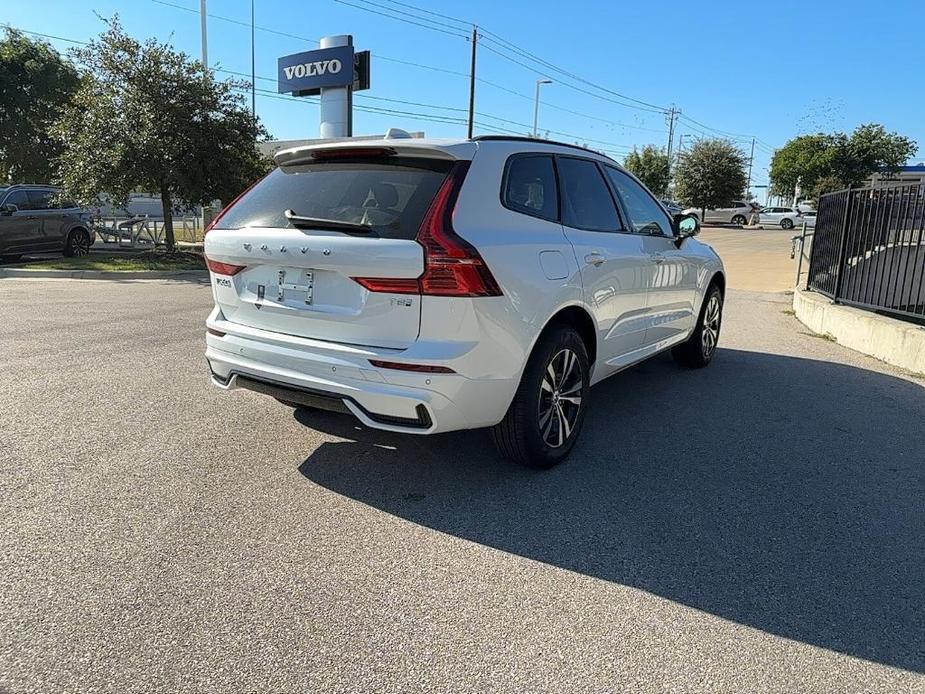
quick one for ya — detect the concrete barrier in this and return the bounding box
[793,288,925,374]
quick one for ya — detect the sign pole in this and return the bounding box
[467,25,477,139]
[318,35,353,138]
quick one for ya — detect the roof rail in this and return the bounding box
[470,135,615,159]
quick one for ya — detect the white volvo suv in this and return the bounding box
[204,135,725,468]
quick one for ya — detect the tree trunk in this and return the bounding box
[160,185,176,252]
[701,206,706,221]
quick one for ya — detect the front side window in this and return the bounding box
[557,157,621,232]
[3,190,31,210]
[503,155,558,222]
[604,167,672,237]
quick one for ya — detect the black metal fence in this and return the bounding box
[807,182,925,322]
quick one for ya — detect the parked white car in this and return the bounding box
[682,200,754,225]
[204,135,726,468]
[759,206,802,230]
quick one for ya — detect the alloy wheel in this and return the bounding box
[701,295,721,358]
[537,348,583,448]
[72,232,91,256]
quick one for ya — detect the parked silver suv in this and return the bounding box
[0,184,95,260]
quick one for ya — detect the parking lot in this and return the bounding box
[1,248,923,691]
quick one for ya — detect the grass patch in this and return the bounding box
[24,251,205,272]
[781,308,796,316]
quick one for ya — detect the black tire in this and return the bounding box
[781,218,794,230]
[731,214,747,225]
[672,284,723,368]
[63,228,91,257]
[492,325,590,469]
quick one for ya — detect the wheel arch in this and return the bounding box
[709,270,726,297]
[536,303,598,367]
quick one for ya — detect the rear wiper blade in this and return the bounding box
[284,209,373,233]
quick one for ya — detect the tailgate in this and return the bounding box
[204,153,453,349]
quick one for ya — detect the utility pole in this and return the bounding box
[467,25,477,139]
[533,79,552,138]
[746,136,755,199]
[665,107,678,195]
[199,0,208,82]
[250,0,256,117]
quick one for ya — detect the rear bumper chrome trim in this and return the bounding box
[210,367,433,430]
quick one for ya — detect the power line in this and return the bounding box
[479,42,664,118]
[478,32,668,114]
[330,0,470,39]
[345,0,470,35]
[144,0,674,137]
[14,28,87,45]
[19,14,777,153]
[341,0,669,116]
[378,0,471,28]
[150,0,317,45]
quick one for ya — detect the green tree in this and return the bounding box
[770,124,916,199]
[52,17,271,250]
[623,145,670,195]
[673,138,748,218]
[0,28,80,183]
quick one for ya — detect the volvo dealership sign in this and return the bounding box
[278,36,371,138]
[278,46,370,97]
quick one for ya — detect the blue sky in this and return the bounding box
[5,0,925,192]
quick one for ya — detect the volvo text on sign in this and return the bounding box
[278,46,355,95]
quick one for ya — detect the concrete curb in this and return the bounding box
[793,288,925,374]
[0,268,209,280]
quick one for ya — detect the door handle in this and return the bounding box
[651,253,666,264]
[584,252,606,266]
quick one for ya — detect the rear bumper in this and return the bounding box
[205,309,516,434]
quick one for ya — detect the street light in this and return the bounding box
[533,79,552,138]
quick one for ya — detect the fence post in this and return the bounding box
[795,222,808,288]
[832,186,853,302]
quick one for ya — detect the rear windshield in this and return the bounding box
[215,157,452,239]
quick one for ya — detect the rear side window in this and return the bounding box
[215,157,453,240]
[557,157,621,232]
[28,190,55,210]
[503,155,558,222]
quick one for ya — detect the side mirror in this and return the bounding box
[0,203,18,216]
[673,213,700,244]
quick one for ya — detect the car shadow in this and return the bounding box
[295,348,925,673]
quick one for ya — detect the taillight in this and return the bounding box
[352,277,420,294]
[352,161,502,297]
[206,257,246,276]
[204,173,268,235]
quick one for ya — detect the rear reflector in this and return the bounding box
[206,257,246,276]
[369,359,455,374]
[207,327,226,337]
[352,160,502,298]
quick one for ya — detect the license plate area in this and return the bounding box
[277,268,314,305]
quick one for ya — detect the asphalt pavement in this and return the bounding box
[0,277,923,693]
